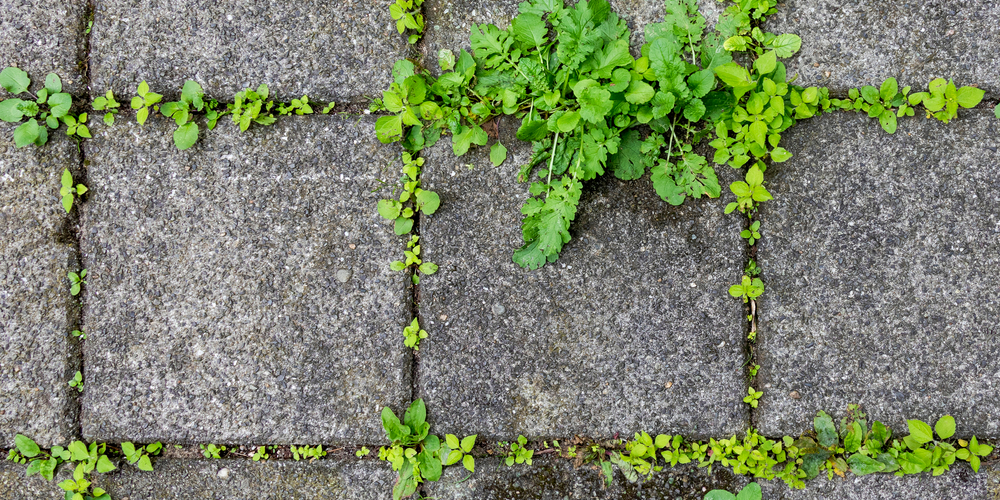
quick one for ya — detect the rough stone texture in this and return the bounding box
[425,457,749,499]
[764,0,1000,98]
[756,110,1000,438]
[0,125,80,448]
[760,462,999,500]
[418,131,747,440]
[0,0,87,99]
[89,0,409,103]
[0,460,69,499]
[79,115,411,444]
[93,458,395,500]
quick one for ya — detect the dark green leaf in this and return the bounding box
[848,453,886,476]
[609,130,645,180]
[814,411,838,448]
[13,118,39,148]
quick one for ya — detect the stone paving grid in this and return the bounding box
[0,0,998,496]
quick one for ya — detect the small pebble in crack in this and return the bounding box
[336,269,352,283]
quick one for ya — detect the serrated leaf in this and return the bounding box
[908,419,934,444]
[935,415,956,440]
[0,67,30,94]
[687,69,715,98]
[578,87,613,123]
[374,115,402,144]
[769,34,802,58]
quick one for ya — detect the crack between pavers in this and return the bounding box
[744,211,760,432]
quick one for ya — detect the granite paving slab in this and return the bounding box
[79,115,411,444]
[0,460,68,499]
[759,462,999,500]
[756,110,1000,438]
[764,0,1000,98]
[417,131,748,440]
[0,126,81,448]
[89,0,409,103]
[0,0,87,98]
[92,458,395,500]
[425,457,749,499]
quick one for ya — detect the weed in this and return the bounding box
[60,169,87,213]
[68,371,83,392]
[741,220,761,245]
[7,434,118,499]
[728,275,763,303]
[501,436,534,466]
[251,445,272,461]
[355,446,370,458]
[390,235,438,285]
[743,386,763,408]
[704,482,761,500]
[402,318,428,350]
[291,445,328,461]
[68,268,87,296]
[121,442,161,471]
[200,443,226,459]
[389,0,425,44]
[131,81,162,126]
[377,152,440,236]
[71,329,87,340]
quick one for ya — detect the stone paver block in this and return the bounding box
[79,115,411,444]
[418,131,748,440]
[756,110,1000,438]
[93,458,395,500]
[0,0,87,98]
[765,0,1000,97]
[89,0,409,103]
[425,457,749,499]
[0,461,67,499]
[759,462,998,500]
[0,126,81,448]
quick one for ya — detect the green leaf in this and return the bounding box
[445,434,460,449]
[452,124,488,155]
[403,399,427,430]
[461,434,476,453]
[511,13,548,49]
[994,103,1000,119]
[137,455,153,471]
[703,491,737,500]
[394,217,414,235]
[13,118,39,148]
[104,112,115,126]
[578,87,613,123]
[44,73,62,94]
[769,34,802,57]
[68,441,89,461]
[735,482,762,500]
[490,141,508,166]
[880,78,898,101]
[934,415,956,440]
[770,147,792,162]
[955,86,985,108]
[136,106,149,126]
[814,411,838,448]
[683,98,706,122]
[181,80,205,110]
[0,67,30,94]
[15,435,40,457]
[96,455,116,473]
[556,111,580,132]
[587,39,633,79]
[375,115,403,143]
[609,130,645,180]
[908,419,934,445]
[714,63,756,98]
[753,50,777,75]
[687,69,715,98]
[172,122,199,150]
[625,80,655,104]
[844,421,863,453]
[377,200,401,220]
[0,98,26,122]
[848,453,886,476]
[879,110,897,134]
[748,121,767,148]
[418,262,438,275]
[463,454,475,472]
[381,406,403,441]
[861,86,879,104]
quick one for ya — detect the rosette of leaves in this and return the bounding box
[378,399,443,499]
[442,434,477,472]
[402,317,428,350]
[0,68,82,146]
[60,168,87,213]
[230,84,277,132]
[160,80,207,150]
[131,81,162,126]
[92,90,121,126]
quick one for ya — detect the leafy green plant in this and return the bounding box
[378,399,442,499]
[390,235,439,285]
[355,446,370,458]
[724,165,772,215]
[443,434,476,472]
[60,168,87,213]
[389,0,424,44]
[131,81,162,126]
[68,268,87,296]
[200,443,226,459]
[741,220,761,245]
[71,329,87,340]
[92,90,121,126]
[744,259,760,276]
[502,436,533,466]
[7,435,117,500]
[63,112,92,139]
[252,445,272,461]
[378,152,440,235]
[68,370,83,392]
[120,442,161,471]
[743,386,763,408]
[906,78,984,124]
[994,102,1000,120]
[704,482,761,500]
[291,445,328,461]
[748,363,759,377]
[229,84,277,132]
[402,317,428,350]
[277,95,314,116]
[322,102,336,114]
[0,68,82,147]
[728,275,763,302]
[160,80,208,150]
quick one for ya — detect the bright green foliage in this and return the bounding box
[292,445,328,461]
[906,78,984,124]
[748,363,760,377]
[402,317,428,350]
[63,112,91,139]
[252,445,272,461]
[378,152,439,235]
[68,268,87,296]
[743,386,763,407]
[740,220,761,245]
[200,444,226,459]
[724,166,771,214]
[0,67,31,94]
[0,69,83,147]
[121,442,161,471]
[92,90,121,126]
[390,235,438,285]
[833,77,983,131]
[389,0,424,44]
[502,435,534,466]
[131,81,162,126]
[60,168,87,213]
[995,102,1000,119]
[72,329,87,340]
[744,258,760,276]
[230,84,277,132]
[322,102,337,114]
[378,399,455,499]
[728,274,763,302]
[443,434,477,472]
[277,95,314,116]
[355,446,370,458]
[7,435,117,500]
[68,370,84,392]
[704,482,761,500]
[161,80,210,150]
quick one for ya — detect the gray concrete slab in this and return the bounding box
[756,110,1000,438]
[764,0,1000,98]
[89,0,409,103]
[0,126,81,448]
[417,131,748,440]
[759,462,998,500]
[424,457,749,499]
[92,458,395,500]
[79,115,411,444]
[0,0,87,98]
[0,460,69,499]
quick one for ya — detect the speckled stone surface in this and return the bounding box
[425,458,749,499]
[417,130,747,440]
[79,115,411,444]
[0,460,68,499]
[92,459,395,500]
[0,126,81,448]
[764,0,1000,98]
[759,462,998,499]
[0,0,87,99]
[756,110,1000,438]
[89,0,409,103]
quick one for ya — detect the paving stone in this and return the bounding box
[424,457,749,499]
[764,0,1000,98]
[0,0,87,98]
[756,110,1000,438]
[89,0,409,103]
[0,460,68,499]
[0,126,81,448]
[92,458,395,500]
[79,115,411,444]
[417,130,747,440]
[759,462,999,500]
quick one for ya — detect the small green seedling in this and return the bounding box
[121,441,161,471]
[443,434,476,472]
[68,371,83,392]
[71,329,86,340]
[321,102,336,114]
[741,220,761,245]
[355,446,370,458]
[291,445,327,461]
[252,445,271,461]
[389,0,424,44]
[390,235,438,285]
[503,436,533,466]
[704,482,761,500]
[60,168,87,213]
[160,80,207,150]
[726,166,772,215]
[907,78,984,124]
[200,444,226,459]
[377,152,440,235]
[277,95,314,116]
[63,112,91,138]
[68,268,87,296]
[131,81,163,126]
[744,259,760,277]
[744,386,763,408]
[230,84,277,132]
[748,364,760,377]
[729,275,763,303]
[92,89,121,126]
[403,317,428,350]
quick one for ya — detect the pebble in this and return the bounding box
[336,269,352,283]
[439,314,447,321]
[492,303,505,315]
[217,468,230,479]
[789,391,801,399]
